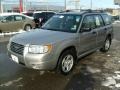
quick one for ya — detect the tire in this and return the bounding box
[24,25,32,31]
[0,30,2,33]
[58,49,76,75]
[100,37,111,52]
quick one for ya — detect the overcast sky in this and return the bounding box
[3,0,119,9]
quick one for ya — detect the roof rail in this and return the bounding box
[81,9,105,13]
[59,10,76,13]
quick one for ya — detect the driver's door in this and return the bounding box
[0,15,15,32]
[78,15,97,55]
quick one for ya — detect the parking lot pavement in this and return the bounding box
[0,24,120,90]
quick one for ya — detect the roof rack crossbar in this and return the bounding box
[81,9,105,13]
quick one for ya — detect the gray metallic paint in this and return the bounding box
[7,13,113,70]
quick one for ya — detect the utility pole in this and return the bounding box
[0,0,3,13]
[23,0,27,12]
[90,0,92,9]
[19,0,23,13]
[0,0,1,13]
[75,0,80,10]
[46,0,48,11]
[65,0,67,10]
[69,0,80,10]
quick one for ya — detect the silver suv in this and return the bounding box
[8,11,113,75]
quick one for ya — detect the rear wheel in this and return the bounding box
[58,49,76,75]
[100,37,111,52]
[24,25,32,31]
[0,30,2,33]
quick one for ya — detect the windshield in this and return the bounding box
[41,14,81,33]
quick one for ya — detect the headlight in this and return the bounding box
[28,45,52,54]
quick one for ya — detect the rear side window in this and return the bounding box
[94,15,104,27]
[81,15,96,30]
[14,15,23,21]
[102,14,112,25]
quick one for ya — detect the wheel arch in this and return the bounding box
[24,24,32,30]
[106,33,112,42]
[56,46,77,70]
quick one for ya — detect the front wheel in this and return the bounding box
[24,25,32,31]
[100,37,111,52]
[58,50,76,75]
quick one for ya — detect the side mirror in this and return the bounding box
[80,27,91,32]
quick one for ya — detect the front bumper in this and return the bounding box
[8,49,57,70]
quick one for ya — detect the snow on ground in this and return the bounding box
[112,20,120,24]
[0,77,23,87]
[0,29,26,37]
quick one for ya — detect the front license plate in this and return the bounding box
[11,55,18,63]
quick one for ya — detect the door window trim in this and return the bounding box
[80,14,96,33]
[93,14,105,28]
[14,15,23,21]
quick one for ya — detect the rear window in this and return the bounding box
[33,13,44,19]
[102,14,112,25]
[23,12,33,17]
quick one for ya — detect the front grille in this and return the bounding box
[10,42,24,55]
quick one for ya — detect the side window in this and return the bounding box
[81,15,95,32]
[102,14,112,25]
[22,16,26,20]
[94,15,104,27]
[5,16,14,22]
[64,15,77,31]
[14,15,23,21]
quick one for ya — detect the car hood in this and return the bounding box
[11,29,76,45]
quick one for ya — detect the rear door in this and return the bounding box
[93,14,107,47]
[101,14,113,36]
[79,15,97,54]
[14,15,25,30]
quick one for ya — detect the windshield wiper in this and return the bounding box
[41,27,58,31]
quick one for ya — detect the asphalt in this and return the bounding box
[0,24,120,90]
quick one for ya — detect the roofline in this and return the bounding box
[34,11,55,13]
